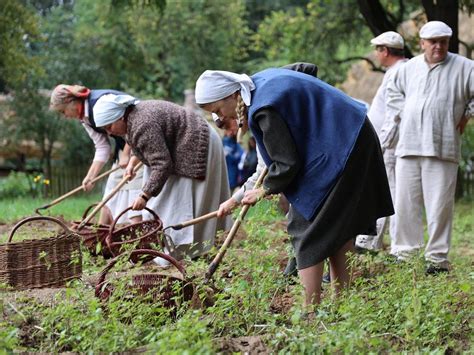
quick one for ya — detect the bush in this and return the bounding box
[0,171,32,199]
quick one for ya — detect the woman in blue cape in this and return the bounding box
[195,68,393,309]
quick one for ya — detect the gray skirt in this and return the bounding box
[288,118,394,269]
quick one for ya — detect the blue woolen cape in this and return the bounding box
[248,68,367,221]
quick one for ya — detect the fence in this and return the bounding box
[48,164,109,198]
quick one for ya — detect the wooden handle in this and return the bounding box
[167,210,219,230]
[77,162,143,230]
[35,165,121,214]
[205,167,268,282]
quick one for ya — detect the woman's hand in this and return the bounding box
[124,155,141,181]
[82,161,105,192]
[217,198,239,217]
[118,153,130,169]
[131,193,149,210]
[241,188,266,206]
[118,144,132,168]
[82,176,95,192]
[124,161,137,181]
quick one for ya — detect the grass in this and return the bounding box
[0,196,472,353]
[0,194,101,242]
[0,193,101,224]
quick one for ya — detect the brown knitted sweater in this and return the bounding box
[126,100,209,197]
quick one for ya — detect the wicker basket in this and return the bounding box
[105,207,166,262]
[70,203,112,258]
[0,216,82,290]
[95,249,193,308]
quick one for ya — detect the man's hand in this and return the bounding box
[457,115,469,134]
[217,198,239,217]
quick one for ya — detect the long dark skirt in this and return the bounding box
[288,118,394,269]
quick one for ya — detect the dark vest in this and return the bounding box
[248,68,367,220]
[87,89,127,160]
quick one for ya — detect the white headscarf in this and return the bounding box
[93,94,140,127]
[195,70,255,106]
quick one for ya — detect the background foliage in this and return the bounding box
[0,0,472,185]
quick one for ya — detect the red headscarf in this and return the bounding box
[49,84,91,110]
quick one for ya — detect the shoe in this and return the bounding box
[426,264,449,275]
[283,257,298,277]
[354,244,380,255]
[153,256,171,268]
[322,272,330,283]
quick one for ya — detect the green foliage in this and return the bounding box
[251,0,373,83]
[0,172,32,199]
[0,1,41,90]
[50,0,251,101]
[0,318,19,352]
[0,196,472,352]
[3,84,66,177]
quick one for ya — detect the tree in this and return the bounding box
[252,0,373,83]
[356,0,416,57]
[422,0,459,53]
[2,82,66,180]
[0,1,41,92]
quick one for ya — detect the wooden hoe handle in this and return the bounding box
[77,162,143,230]
[35,166,121,215]
[205,167,268,282]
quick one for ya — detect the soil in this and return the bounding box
[216,336,268,354]
[270,291,295,314]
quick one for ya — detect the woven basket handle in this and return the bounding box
[110,206,160,235]
[105,207,163,253]
[8,216,71,243]
[96,248,186,289]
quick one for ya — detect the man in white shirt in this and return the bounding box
[383,21,473,274]
[356,31,407,252]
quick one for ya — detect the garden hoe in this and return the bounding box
[77,162,143,230]
[35,165,121,215]
[205,167,268,283]
[165,167,268,308]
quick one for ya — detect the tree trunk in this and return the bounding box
[421,0,459,53]
[357,0,413,58]
[357,0,396,35]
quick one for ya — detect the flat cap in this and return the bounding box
[370,31,405,49]
[419,21,452,39]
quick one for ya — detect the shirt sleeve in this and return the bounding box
[232,148,266,202]
[81,122,111,163]
[254,108,301,194]
[381,68,405,149]
[133,121,173,197]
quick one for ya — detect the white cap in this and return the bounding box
[370,31,404,49]
[419,21,452,39]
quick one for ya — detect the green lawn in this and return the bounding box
[0,196,472,353]
[0,193,101,224]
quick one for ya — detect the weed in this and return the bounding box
[0,196,472,352]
